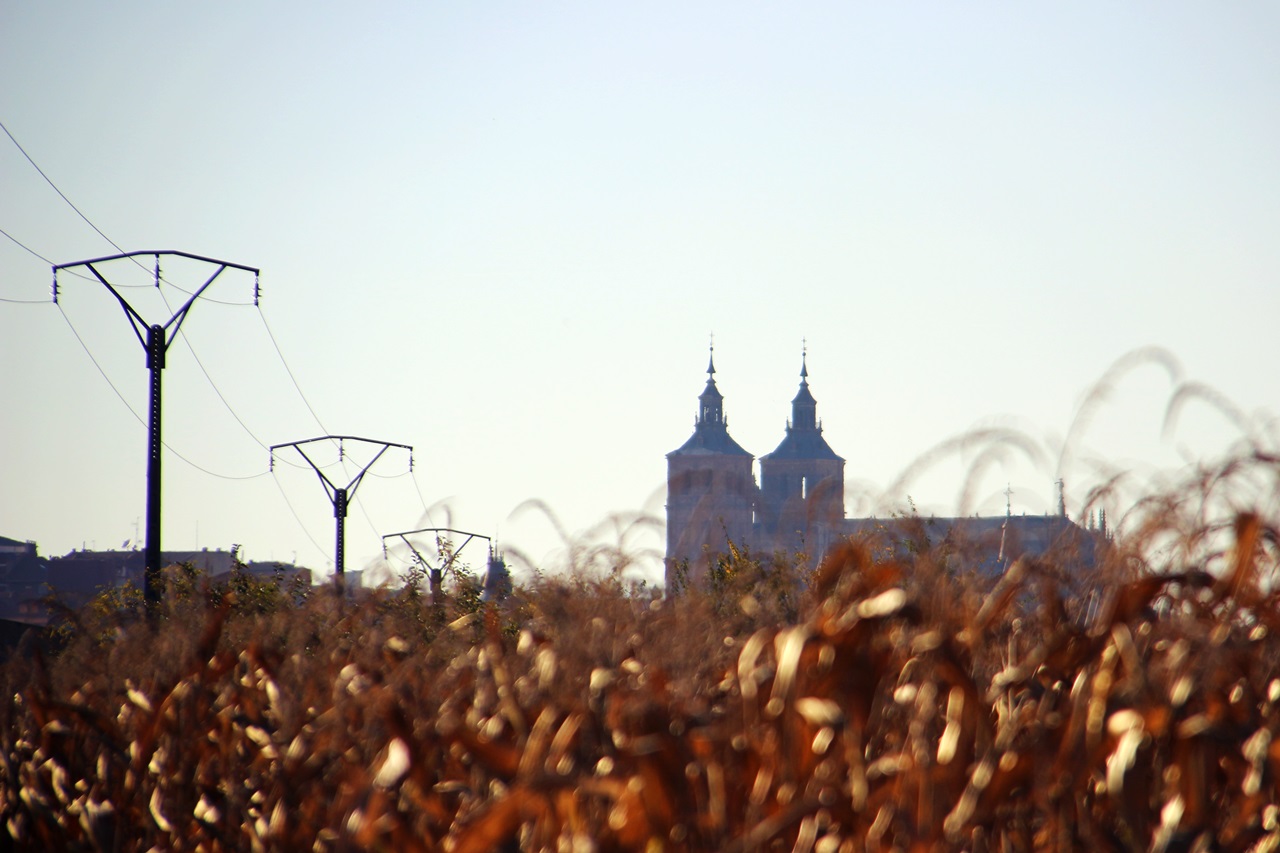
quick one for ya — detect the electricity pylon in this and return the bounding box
[270,435,412,590]
[382,527,491,610]
[53,251,260,616]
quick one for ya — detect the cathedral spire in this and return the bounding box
[669,341,752,458]
[790,342,818,431]
[698,337,725,428]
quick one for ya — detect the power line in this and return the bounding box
[142,262,315,472]
[58,302,144,424]
[169,326,272,449]
[3,125,341,543]
[256,305,330,434]
[0,225,54,264]
[6,125,329,466]
[4,228,116,286]
[19,227,291,468]
[338,453,387,541]
[5,123,354,550]
[169,457,272,481]
[272,451,342,471]
[145,269,274,453]
[3,121,158,292]
[107,257,292,473]
[271,469,329,561]
[368,467,413,479]
[58,302,269,481]
[353,491,385,540]
[160,279,256,306]
[410,467,437,528]
[3,126,166,296]
[0,119,128,257]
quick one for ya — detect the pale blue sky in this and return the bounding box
[2,3,1277,584]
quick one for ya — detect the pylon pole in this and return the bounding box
[145,323,165,611]
[53,251,260,621]
[334,487,348,579]
[270,436,412,593]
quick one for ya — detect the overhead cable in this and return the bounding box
[0,119,128,256]
[257,306,330,434]
[58,302,270,481]
[271,470,330,560]
[0,225,54,264]
[410,467,437,528]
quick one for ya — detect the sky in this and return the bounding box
[2,2,1277,587]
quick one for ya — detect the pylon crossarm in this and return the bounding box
[439,533,479,579]
[163,264,228,340]
[56,252,260,350]
[53,249,259,276]
[386,534,430,572]
[381,527,491,581]
[79,262,150,349]
[271,442,341,502]
[270,436,413,502]
[384,527,491,542]
[299,446,341,502]
[344,444,392,499]
[274,435,413,452]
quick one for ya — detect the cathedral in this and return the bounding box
[665,346,1098,586]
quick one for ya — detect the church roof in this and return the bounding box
[668,425,753,457]
[760,348,843,462]
[669,345,753,458]
[761,428,843,461]
[699,377,723,402]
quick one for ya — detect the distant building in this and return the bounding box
[44,547,312,609]
[665,347,1100,586]
[0,536,49,623]
[483,549,512,601]
[45,549,142,609]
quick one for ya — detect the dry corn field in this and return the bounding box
[3,454,1280,851]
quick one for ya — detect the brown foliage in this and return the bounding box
[4,458,1280,850]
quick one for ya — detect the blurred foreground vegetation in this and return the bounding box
[2,451,1279,851]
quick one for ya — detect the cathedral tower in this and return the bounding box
[665,346,757,586]
[758,348,845,555]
